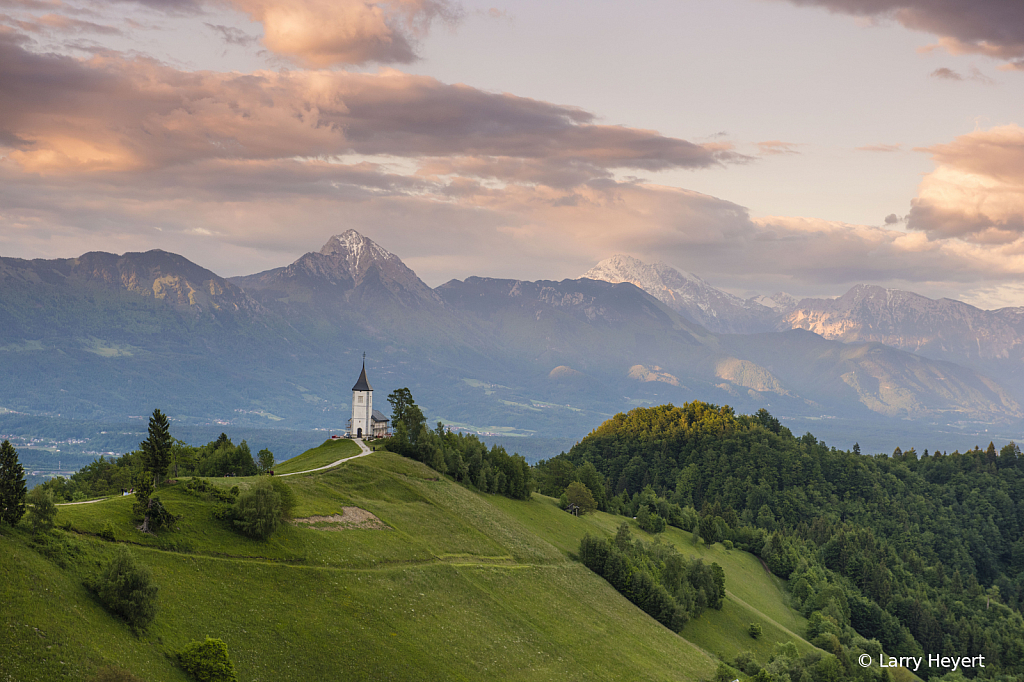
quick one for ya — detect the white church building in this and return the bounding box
[348,356,390,439]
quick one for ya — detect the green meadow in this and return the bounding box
[2,446,831,681]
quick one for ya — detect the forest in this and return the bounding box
[536,402,1024,681]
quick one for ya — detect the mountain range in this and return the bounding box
[1,231,1022,450]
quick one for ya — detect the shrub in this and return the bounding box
[269,478,297,519]
[177,637,238,682]
[27,487,58,534]
[748,622,763,639]
[31,530,83,568]
[231,479,282,540]
[98,521,116,541]
[714,662,739,682]
[733,651,760,676]
[88,546,158,630]
[723,539,734,550]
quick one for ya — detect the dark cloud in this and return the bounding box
[780,1,1024,66]
[930,66,993,83]
[931,67,962,80]
[885,213,900,224]
[205,23,257,46]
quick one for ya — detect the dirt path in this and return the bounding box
[56,439,373,506]
[277,438,372,477]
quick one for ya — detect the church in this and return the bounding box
[348,356,390,439]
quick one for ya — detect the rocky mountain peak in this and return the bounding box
[582,254,778,334]
[233,230,440,307]
[318,230,403,283]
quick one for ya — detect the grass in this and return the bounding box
[273,437,360,474]
[2,445,838,681]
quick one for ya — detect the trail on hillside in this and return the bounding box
[56,439,373,506]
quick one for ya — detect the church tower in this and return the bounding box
[350,354,373,439]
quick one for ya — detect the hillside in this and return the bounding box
[1,446,834,681]
[555,402,1024,681]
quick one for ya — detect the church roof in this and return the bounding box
[371,409,389,423]
[352,361,372,392]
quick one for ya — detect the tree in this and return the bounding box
[0,440,27,526]
[748,622,763,639]
[26,487,57,534]
[387,388,425,442]
[232,479,282,540]
[257,448,275,474]
[132,472,176,534]
[576,462,606,510]
[140,409,172,486]
[89,546,158,630]
[565,481,597,514]
[177,637,238,682]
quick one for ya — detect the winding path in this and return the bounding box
[277,438,372,477]
[56,438,373,506]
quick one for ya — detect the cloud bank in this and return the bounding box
[779,0,1024,68]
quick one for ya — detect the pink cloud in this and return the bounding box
[0,31,743,176]
[908,125,1024,243]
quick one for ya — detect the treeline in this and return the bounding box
[550,402,1024,680]
[38,419,273,502]
[578,523,724,632]
[383,389,530,500]
[535,456,699,533]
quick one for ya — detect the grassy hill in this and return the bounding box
[2,446,836,681]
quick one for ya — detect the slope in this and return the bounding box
[2,448,825,681]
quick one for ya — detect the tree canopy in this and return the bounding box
[0,440,27,527]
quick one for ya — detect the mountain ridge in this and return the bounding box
[1,233,1022,437]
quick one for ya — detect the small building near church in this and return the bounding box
[348,357,390,439]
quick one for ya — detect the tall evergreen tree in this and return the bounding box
[0,440,27,526]
[141,409,173,485]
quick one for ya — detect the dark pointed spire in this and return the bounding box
[352,354,372,391]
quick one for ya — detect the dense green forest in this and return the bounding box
[537,402,1024,681]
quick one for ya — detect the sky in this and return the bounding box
[1,0,1024,307]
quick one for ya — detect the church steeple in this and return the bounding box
[349,353,373,439]
[352,353,372,391]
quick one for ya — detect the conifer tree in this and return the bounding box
[141,409,172,485]
[0,440,27,526]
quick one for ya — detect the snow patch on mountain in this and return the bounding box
[582,255,778,333]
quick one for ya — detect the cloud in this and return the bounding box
[856,143,902,152]
[1,24,1023,303]
[778,1,1024,68]
[0,31,743,177]
[205,23,258,46]
[161,0,463,66]
[929,66,994,83]
[930,66,962,80]
[885,213,901,224]
[908,124,1024,243]
[756,140,801,155]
